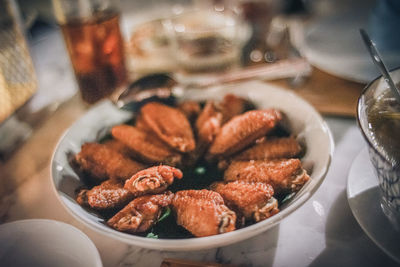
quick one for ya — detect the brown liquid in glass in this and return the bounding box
[367,90,400,166]
[61,13,126,104]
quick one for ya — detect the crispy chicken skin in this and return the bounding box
[208,109,282,159]
[220,94,249,124]
[195,101,223,145]
[111,124,181,166]
[224,159,310,194]
[218,137,302,170]
[103,139,137,158]
[183,102,221,166]
[172,190,236,237]
[107,192,173,233]
[140,102,195,153]
[233,137,301,161]
[211,181,279,222]
[193,101,224,163]
[177,100,201,123]
[195,95,249,143]
[76,179,133,211]
[124,165,183,196]
[75,143,146,183]
[134,114,153,132]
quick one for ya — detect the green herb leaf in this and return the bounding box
[146,232,158,239]
[158,207,171,223]
[281,192,296,205]
[194,166,206,175]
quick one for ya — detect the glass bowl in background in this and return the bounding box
[164,8,248,73]
[357,67,400,230]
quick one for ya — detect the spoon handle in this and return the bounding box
[360,29,400,103]
[193,58,312,88]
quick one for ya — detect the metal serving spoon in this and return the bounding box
[115,58,311,111]
[360,29,400,104]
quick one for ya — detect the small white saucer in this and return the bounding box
[347,147,400,263]
[0,219,102,267]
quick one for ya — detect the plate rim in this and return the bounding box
[346,147,400,263]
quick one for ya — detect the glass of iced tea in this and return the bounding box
[53,0,127,104]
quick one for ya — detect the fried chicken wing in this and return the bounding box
[188,101,224,164]
[172,190,236,237]
[76,179,133,211]
[177,100,201,123]
[140,102,195,153]
[211,181,279,222]
[220,94,251,123]
[124,165,183,196]
[196,101,223,145]
[233,137,301,161]
[103,139,137,158]
[107,192,173,233]
[75,143,146,183]
[182,102,220,166]
[224,159,310,194]
[111,124,182,166]
[134,115,186,166]
[134,114,152,132]
[218,137,302,170]
[208,109,282,159]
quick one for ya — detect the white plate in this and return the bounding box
[300,5,400,83]
[347,147,400,263]
[51,81,334,251]
[0,219,102,267]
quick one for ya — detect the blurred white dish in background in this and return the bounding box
[0,219,102,267]
[298,0,400,83]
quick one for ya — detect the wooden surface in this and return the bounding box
[0,95,88,221]
[271,67,365,117]
[161,258,235,267]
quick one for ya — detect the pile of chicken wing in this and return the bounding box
[74,94,310,238]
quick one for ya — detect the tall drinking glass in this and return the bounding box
[0,0,37,123]
[53,0,127,104]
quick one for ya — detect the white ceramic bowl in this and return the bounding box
[51,81,334,251]
[0,219,102,267]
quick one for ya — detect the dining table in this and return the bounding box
[1,2,399,267]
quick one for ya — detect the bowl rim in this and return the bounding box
[50,82,334,251]
[0,219,103,267]
[356,66,400,165]
[166,8,242,34]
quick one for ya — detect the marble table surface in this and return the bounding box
[1,8,399,267]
